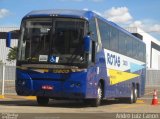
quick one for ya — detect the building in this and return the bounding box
[126,27,160,70]
[0,27,19,66]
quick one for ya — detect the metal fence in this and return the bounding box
[0,64,16,95]
[143,70,160,99]
[0,64,4,95]
[0,64,160,99]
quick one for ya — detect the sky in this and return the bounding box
[0,0,160,39]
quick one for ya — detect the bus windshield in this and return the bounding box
[18,18,87,65]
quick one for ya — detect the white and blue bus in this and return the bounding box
[6,9,146,107]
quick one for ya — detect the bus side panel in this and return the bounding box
[85,50,117,99]
[85,66,98,98]
[103,49,146,98]
[84,48,146,99]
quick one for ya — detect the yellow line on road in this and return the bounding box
[123,103,145,109]
[0,95,4,99]
[105,100,145,111]
[25,96,36,100]
[1,95,36,100]
[110,103,145,111]
[136,100,145,104]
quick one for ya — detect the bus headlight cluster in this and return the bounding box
[18,80,26,86]
[70,83,81,88]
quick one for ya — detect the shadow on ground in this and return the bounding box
[0,99,130,108]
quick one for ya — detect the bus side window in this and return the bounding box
[97,18,110,49]
[89,18,98,42]
[126,36,132,57]
[110,27,118,52]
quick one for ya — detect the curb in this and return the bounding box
[136,99,145,104]
[1,95,36,100]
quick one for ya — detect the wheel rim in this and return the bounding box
[134,88,138,102]
[98,86,102,100]
[131,89,133,102]
[135,89,137,97]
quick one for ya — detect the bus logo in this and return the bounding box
[107,53,120,67]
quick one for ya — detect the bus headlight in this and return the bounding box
[76,83,81,87]
[70,83,81,88]
[70,83,75,88]
[18,80,26,86]
[21,81,26,86]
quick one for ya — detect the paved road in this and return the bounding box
[0,96,160,119]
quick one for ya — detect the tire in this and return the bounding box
[91,83,103,107]
[133,87,138,103]
[128,87,134,104]
[37,96,49,106]
[119,87,137,104]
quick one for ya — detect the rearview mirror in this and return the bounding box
[84,34,91,53]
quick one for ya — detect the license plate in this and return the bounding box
[42,85,53,90]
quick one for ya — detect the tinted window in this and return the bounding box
[143,44,146,62]
[89,18,98,42]
[126,36,132,57]
[119,32,126,54]
[132,40,139,60]
[138,43,143,61]
[90,18,145,62]
[98,19,110,49]
[110,27,119,52]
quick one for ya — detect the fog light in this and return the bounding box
[70,84,75,87]
[76,83,81,87]
[22,81,26,85]
[18,80,25,86]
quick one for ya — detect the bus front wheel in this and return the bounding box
[37,96,49,106]
[91,83,102,107]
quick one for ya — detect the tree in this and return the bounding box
[7,47,17,62]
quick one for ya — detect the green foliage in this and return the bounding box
[7,47,17,62]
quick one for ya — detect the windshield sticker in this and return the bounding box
[56,57,59,63]
[39,55,48,62]
[49,56,59,63]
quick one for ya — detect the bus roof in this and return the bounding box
[24,9,94,20]
[24,9,144,43]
